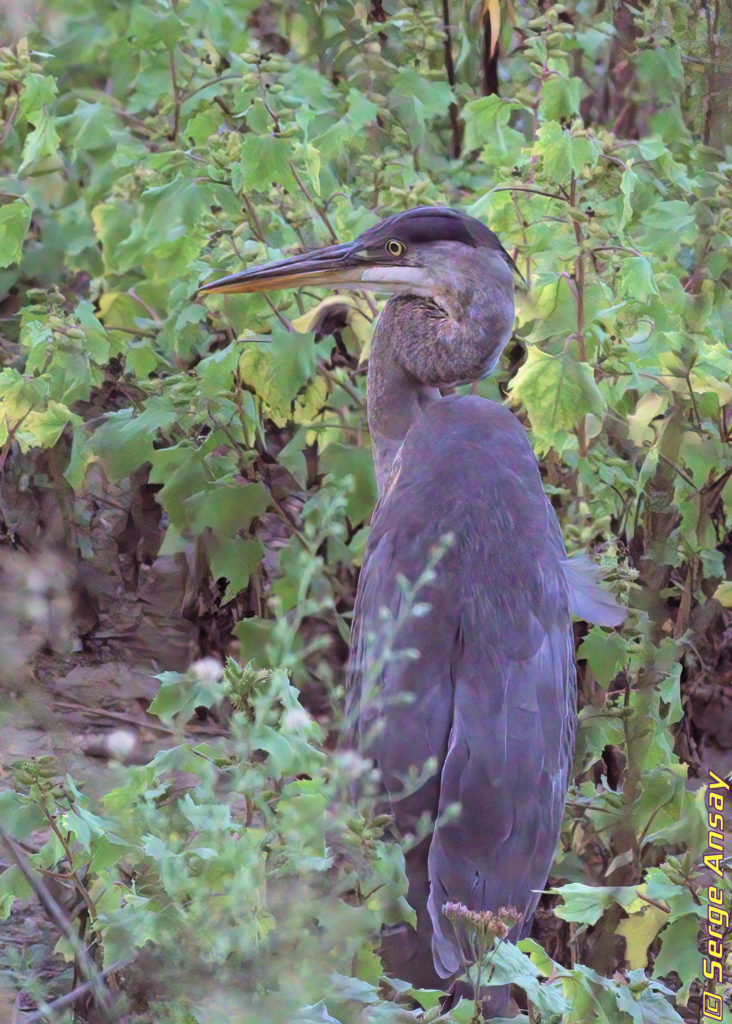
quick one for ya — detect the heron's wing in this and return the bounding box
[561,552,625,626]
[426,527,576,976]
[346,396,576,981]
[345,485,459,827]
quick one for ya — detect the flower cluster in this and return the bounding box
[442,901,522,939]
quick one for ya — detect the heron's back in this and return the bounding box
[346,394,576,982]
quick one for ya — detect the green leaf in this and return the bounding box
[552,883,640,925]
[184,482,270,538]
[652,914,701,997]
[19,73,57,122]
[533,121,600,181]
[540,75,584,120]
[19,113,61,170]
[75,300,111,363]
[238,324,316,425]
[577,627,628,687]
[616,904,668,969]
[509,348,606,453]
[149,669,223,725]
[619,256,658,302]
[346,88,379,130]
[0,200,32,268]
[462,95,527,155]
[21,400,81,449]
[292,1002,342,1024]
[90,400,178,480]
[0,865,34,913]
[713,581,732,607]
[206,534,264,602]
[319,443,377,524]
[486,940,568,1016]
[236,135,296,192]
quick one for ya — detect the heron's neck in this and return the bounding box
[367,306,440,495]
[365,255,514,495]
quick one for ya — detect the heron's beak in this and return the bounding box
[198,240,434,297]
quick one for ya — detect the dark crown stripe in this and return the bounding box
[356,206,517,271]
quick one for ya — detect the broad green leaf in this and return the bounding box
[652,914,701,997]
[619,256,658,302]
[626,392,667,446]
[713,581,732,607]
[616,904,668,969]
[236,135,296,192]
[19,113,61,170]
[540,75,584,120]
[206,534,264,602]
[509,348,606,452]
[577,627,628,687]
[20,400,81,449]
[184,482,270,538]
[462,94,527,155]
[91,400,178,480]
[533,121,600,181]
[552,883,639,925]
[19,72,57,122]
[238,324,316,425]
[346,88,379,130]
[0,200,32,267]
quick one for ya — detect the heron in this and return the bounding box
[200,206,623,1011]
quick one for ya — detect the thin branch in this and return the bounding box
[599,151,628,172]
[265,296,293,332]
[212,95,235,124]
[0,824,117,1021]
[0,90,20,147]
[592,244,644,259]
[52,698,176,735]
[570,171,587,456]
[288,161,338,242]
[41,810,98,925]
[440,0,462,157]
[239,192,267,245]
[657,451,696,489]
[22,958,133,1024]
[180,74,242,103]
[317,363,366,409]
[227,224,292,331]
[490,185,571,203]
[569,172,587,361]
[128,289,161,324]
[686,372,702,429]
[510,193,531,290]
[105,324,157,338]
[169,51,181,140]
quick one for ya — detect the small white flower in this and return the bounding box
[334,749,372,778]
[106,729,137,760]
[191,657,223,683]
[282,707,311,732]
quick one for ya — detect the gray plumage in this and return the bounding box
[200,207,624,1003]
[347,397,576,992]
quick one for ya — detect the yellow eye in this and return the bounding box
[386,238,405,257]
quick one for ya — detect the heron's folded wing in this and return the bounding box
[561,552,625,626]
[345,525,458,821]
[426,586,576,977]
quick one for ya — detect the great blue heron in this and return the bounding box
[200,206,623,1011]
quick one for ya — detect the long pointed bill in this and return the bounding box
[198,241,434,297]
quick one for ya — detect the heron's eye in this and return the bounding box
[386,239,405,257]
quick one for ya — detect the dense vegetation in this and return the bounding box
[0,1,730,1021]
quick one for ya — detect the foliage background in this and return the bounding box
[0,0,731,1021]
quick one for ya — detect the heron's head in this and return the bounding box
[199,206,518,317]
